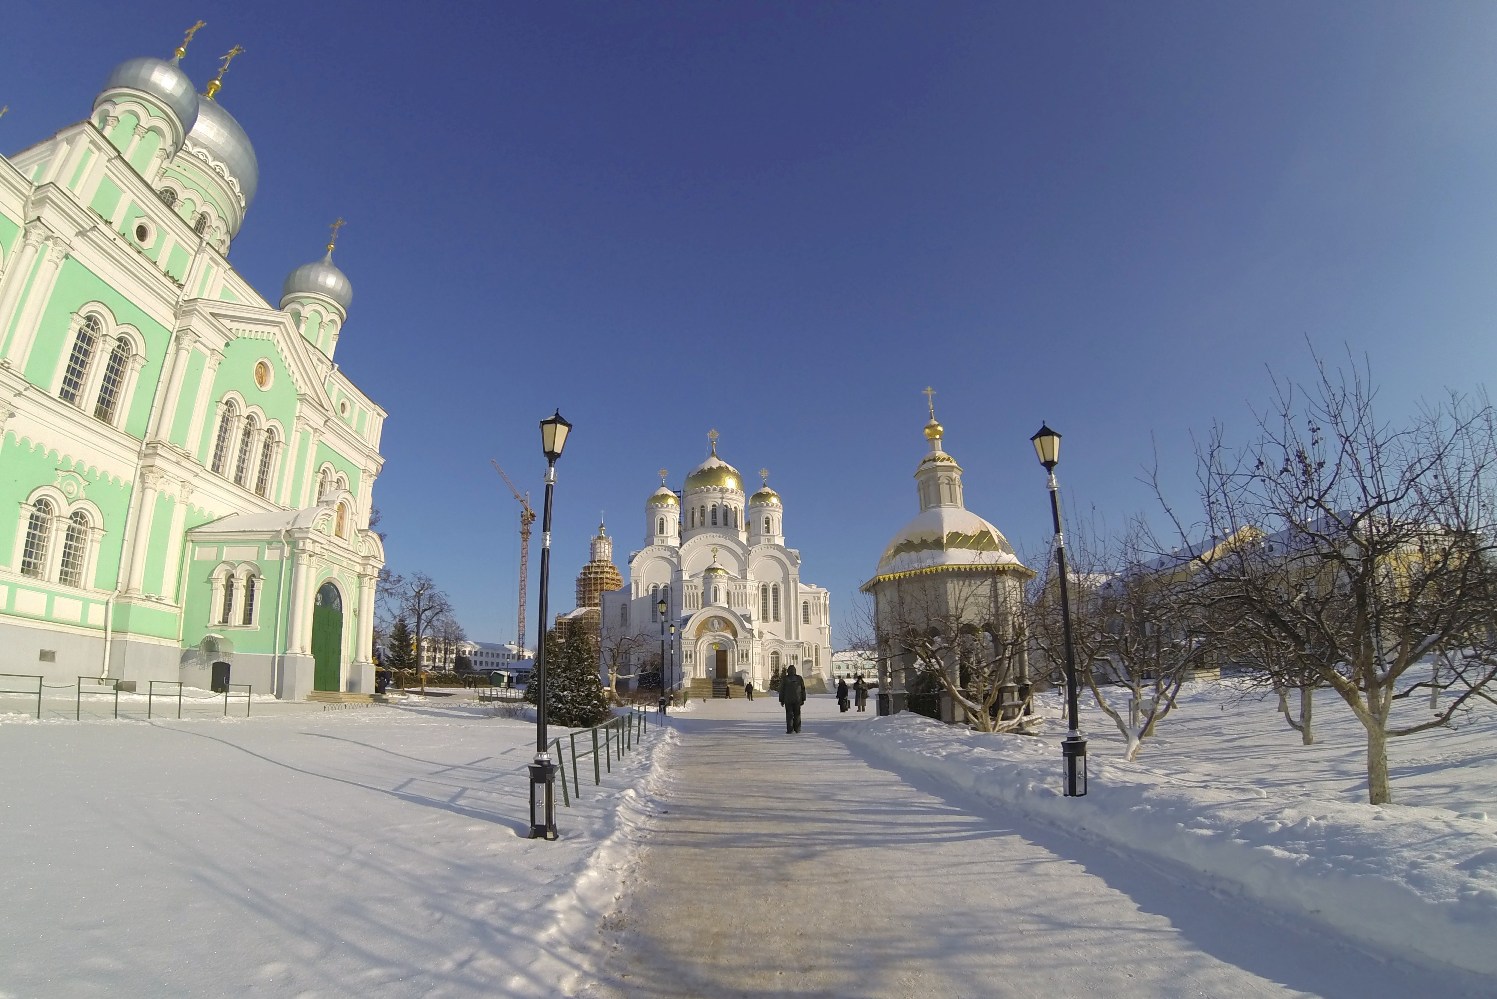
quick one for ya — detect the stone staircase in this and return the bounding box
[684,677,745,699]
[307,690,374,707]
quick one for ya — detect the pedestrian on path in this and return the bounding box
[746,681,754,701]
[779,665,806,733]
[854,674,868,712]
[836,677,850,713]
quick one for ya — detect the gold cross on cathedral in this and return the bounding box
[759,467,769,486]
[0,106,8,121]
[327,217,346,253]
[707,428,719,455]
[175,20,206,61]
[923,386,937,419]
[658,467,668,485]
[204,45,244,100]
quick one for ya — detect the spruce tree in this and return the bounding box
[385,618,417,669]
[526,629,611,728]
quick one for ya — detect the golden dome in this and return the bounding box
[685,460,741,492]
[923,418,944,443]
[750,488,781,506]
[649,486,679,506]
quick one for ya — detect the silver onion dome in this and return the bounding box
[98,57,200,133]
[281,251,353,311]
[187,98,259,209]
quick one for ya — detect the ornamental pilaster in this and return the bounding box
[123,468,167,594]
[150,328,201,442]
[5,232,75,369]
[183,348,225,457]
[0,224,51,364]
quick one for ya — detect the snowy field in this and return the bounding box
[1,680,1494,996]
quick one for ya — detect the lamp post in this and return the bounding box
[1031,423,1088,797]
[668,622,676,704]
[657,596,668,714]
[529,409,571,839]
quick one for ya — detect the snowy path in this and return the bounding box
[580,695,1474,999]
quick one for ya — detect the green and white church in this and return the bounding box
[0,29,385,699]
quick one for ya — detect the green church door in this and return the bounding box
[312,582,344,692]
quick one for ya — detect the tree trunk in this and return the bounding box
[1299,686,1314,746]
[1366,723,1392,805]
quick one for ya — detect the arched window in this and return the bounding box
[221,576,236,625]
[58,512,90,587]
[650,585,659,621]
[763,516,771,534]
[317,468,334,502]
[770,651,781,671]
[233,415,258,485]
[93,338,132,424]
[194,212,210,235]
[802,601,810,624]
[711,505,718,526]
[59,316,101,405]
[760,584,769,620]
[656,516,665,535]
[20,498,54,578]
[158,188,178,208]
[772,584,781,622]
[254,432,277,497]
[699,505,706,527]
[210,400,239,473]
[241,572,257,625]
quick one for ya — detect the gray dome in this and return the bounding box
[281,251,353,310]
[99,57,200,133]
[186,98,259,208]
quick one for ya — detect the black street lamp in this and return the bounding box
[529,409,572,839]
[657,596,669,715]
[668,622,676,702]
[1031,423,1088,797]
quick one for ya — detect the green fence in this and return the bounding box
[553,707,655,806]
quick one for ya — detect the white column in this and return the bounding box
[357,572,376,663]
[149,329,198,441]
[286,544,312,654]
[1,227,66,366]
[159,480,193,603]
[123,469,164,594]
[182,350,223,458]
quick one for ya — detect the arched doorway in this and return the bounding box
[311,581,343,692]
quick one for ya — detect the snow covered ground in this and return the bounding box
[1,679,1493,996]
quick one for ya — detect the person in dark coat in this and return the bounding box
[745,681,755,701]
[836,677,850,712]
[779,664,806,733]
[853,674,868,712]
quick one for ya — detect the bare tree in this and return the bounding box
[1177,352,1497,804]
[599,627,654,703]
[399,572,452,674]
[867,577,1034,734]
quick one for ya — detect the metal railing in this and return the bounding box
[77,676,120,720]
[223,683,253,717]
[147,680,182,719]
[560,707,652,802]
[0,673,43,719]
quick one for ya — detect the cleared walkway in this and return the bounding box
[581,694,1467,999]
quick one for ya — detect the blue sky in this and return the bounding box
[6,2,1497,646]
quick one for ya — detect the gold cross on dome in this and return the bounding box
[0,106,7,121]
[175,20,206,60]
[759,467,769,486]
[707,428,719,455]
[923,386,937,419]
[204,45,244,100]
[327,217,346,253]
[658,467,668,485]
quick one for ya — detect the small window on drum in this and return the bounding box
[158,188,178,208]
[194,213,210,235]
[132,219,154,245]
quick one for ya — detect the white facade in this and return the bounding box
[600,434,832,689]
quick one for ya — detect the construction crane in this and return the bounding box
[491,459,537,654]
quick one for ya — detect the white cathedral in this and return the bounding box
[600,431,832,694]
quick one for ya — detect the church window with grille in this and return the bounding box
[772,584,781,622]
[763,516,771,534]
[210,400,239,473]
[93,338,131,423]
[158,187,178,208]
[657,516,665,535]
[194,212,210,235]
[221,576,236,625]
[802,601,810,624]
[241,574,257,625]
[233,415,258,485]
[711,505,718,526]
[59,316,101,405]
[255,432,277,496]
[20,498,54,578]
[760,584,769,620]
[58,512,90,587]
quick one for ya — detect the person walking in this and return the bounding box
[745,681,755,701]
[779,664,806,734]
[854,674,868,712]
[836,677,850,713]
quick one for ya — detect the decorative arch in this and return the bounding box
[14,486,104,587]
